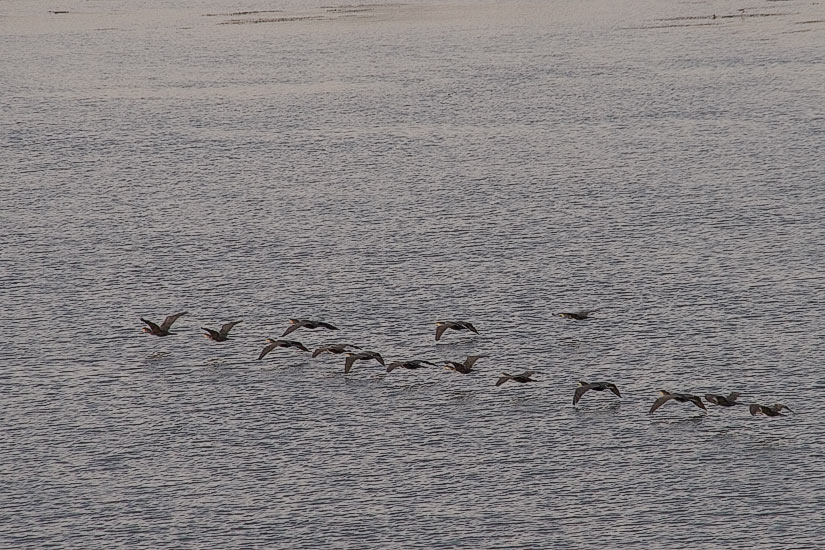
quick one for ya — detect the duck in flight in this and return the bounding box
[257,338,310,360]
[386,359,437,373]
[312,343,361,358]
[435,320,478,341]
[573,381,622,405]
[749,403,792,417]
[557,309,600,320]
[202,320,242,342]
[344,351,385,374]
[140,312,187,336]
[496,371,538,386]
[443,354,488,374]
[649,390,706,414]
[281,319,339,337]
[705,392,741,407]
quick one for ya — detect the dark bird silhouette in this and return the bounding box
[386,359,437,373]
[649,390,706,414]
[435,320,478,341]
[344,351,385,374]
[749,403,792,417]
[496,370,538,386]
[258,338,310,360]
[705,392,741,407]
[202,320,242,342]
[281,319,339,337]
[140,312,187,336]
[557,309,600,320]
[573,381,622,405]
[312,343,361,358]
[443,354,488,374]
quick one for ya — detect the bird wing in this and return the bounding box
[463,322,479,334]
[749,404,762,416]
[372,353,385,366]
[141,318,161,333]
[289,340,309,352]
[463,355,487,368]
[219,320,242,337]
[318,322,339,330]
[344,355,358,374]
[312,347,328,358]
[281,323,301,337]
[386,363,401,373]
[573,385,589,405]
[649,395,672,414]
[202,327,221,339]
[607,384,622,398]
[160,312,187,331]
[689,396,707,410]
[435,324,450,341]
[258,343,277,360]
[495,375,511,387]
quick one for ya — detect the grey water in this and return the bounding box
[2,0,825,547]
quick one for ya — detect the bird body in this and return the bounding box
[202,320,242,342]
[649,390,706,414]
[141,312,187,336]
[282,319,339,337]
[344,351,385,374]
[496,371,538,386]
[557,309,600,320]
[705,392,741,407]
[443,354,488,374]
[258,338,310,360]
[312,343,361,358]
[749,403,792,417]
[386,359,437,373]
[573,381,622,405]
[435,320,478,341]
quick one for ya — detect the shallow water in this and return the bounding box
[2,0,825,547]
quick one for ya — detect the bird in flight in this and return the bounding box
[140,312,187,336]
[202,320,242,342]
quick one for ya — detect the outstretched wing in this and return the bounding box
[463,322,479,334]
[649,395,672,414]
[293,341,310,352]
[463,355,488,369]
[749,404,762,416]
[160,312,187,331]
[435,324,450,341]
[495,375,511,387]
[141,318,161,333]
[607,384,622,398]
[573,385,589,405]
[317,322,339,330]
[689,396,707,410]
[258,343,277,360]
[312,347,329,358]
[371,353,385,366]
[344,355,358,374]
[202,327,221,340]
[219,320,242,337]
[281,322,302,337]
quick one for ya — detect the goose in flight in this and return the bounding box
[386,359,437,373]
[140,312,187,336]
[749,403,792,417]
[202,320,242,342]
[443,354,488,374]
[312,343,361,358]
[557,309,600,320]
[496,371,538,386]
[281,319,339,337]
[344,351,385,374]
[649,390,706,414]
[258,338,310,360]
[435,320,478,341]
[704,392,741,407]
[573,381,622,405]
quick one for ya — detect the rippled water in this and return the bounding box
[2,0,825,547]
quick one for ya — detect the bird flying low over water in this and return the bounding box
[705,392,741,407]
[649,390,706,413]
[749,403,792,417]
[281,319,339,337]
[140,312,187,336]
[258,338,310,360]
[443,355,488,374]
[202,320,242,342]
[496,371,538,386]
[312,343,362,358]
[344,351,385,374]
[573,381,622,405]
[435,320,478,341]
[386,359,437,373]
[557,309,600,320]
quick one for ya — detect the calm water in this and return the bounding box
[2,0,825,547]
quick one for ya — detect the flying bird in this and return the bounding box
[649,390,706,414]
[257,338,310,360]
[573,381,622,405]
[557,309,600,320]
[312,343,361,358]
[344,351,385,374]
[202,320,242,342]
[281,319,339,337]
[749,403,792,417]
[443,354,488,374]
[140,312,187,336]
[496,371,538,386]
[435,320,479,341]
[704,392,741,407]
[386,359,437,373]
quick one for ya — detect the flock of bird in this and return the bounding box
[140,309,792,417]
